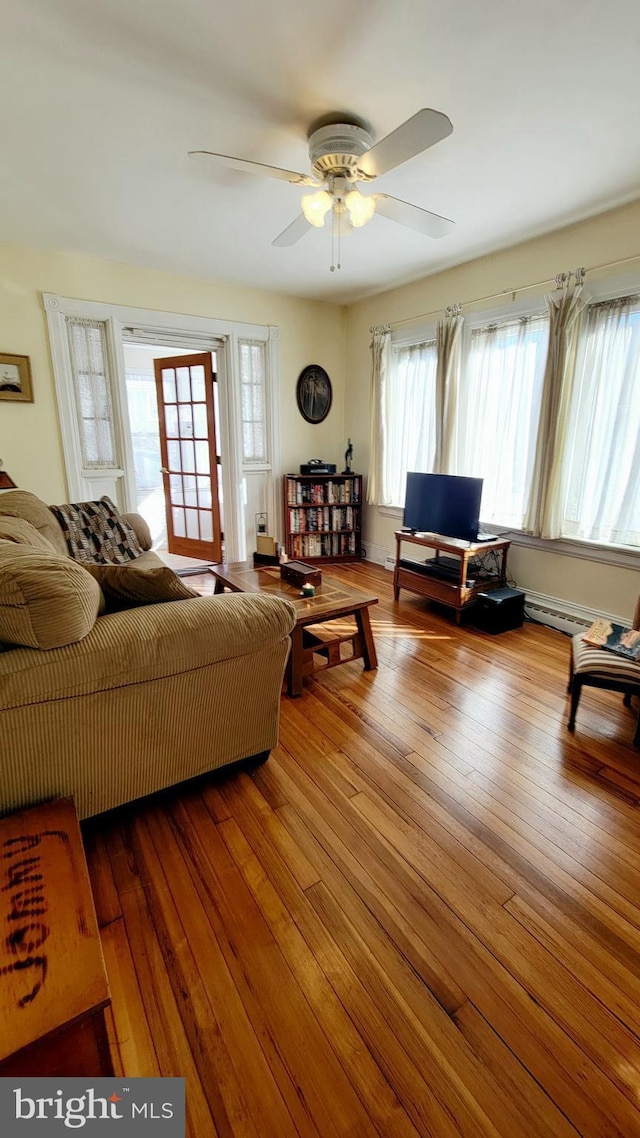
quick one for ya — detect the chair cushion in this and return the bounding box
[0,541,102,649]
[0,490,69,557]
[83,562,199,611]
[572,633,640,683]
[0,515,56,552]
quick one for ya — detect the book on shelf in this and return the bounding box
[583,619,640,661]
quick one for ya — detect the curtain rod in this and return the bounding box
[385,251,640,331]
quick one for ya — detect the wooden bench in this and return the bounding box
[0,797,113,1077]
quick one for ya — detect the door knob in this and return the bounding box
[160,467,169,474]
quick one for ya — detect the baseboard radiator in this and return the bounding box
[523,595,590,636]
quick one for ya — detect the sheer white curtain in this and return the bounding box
[239,339,267,463]
[524,275,588,534]
[382,339,438,507]
[66,317,117,469]
[453,315,549,528]
[367,325,391,505]
[544,295,640,546]
[435,308,463,472]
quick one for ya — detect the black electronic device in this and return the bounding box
[398,557,476,587]
[472,587,525,634]
[299,460,337,475]
[402,472,483,543]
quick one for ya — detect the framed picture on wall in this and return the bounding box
[0,353,33,402]
[296,364,332,424]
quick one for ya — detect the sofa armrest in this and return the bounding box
[0,593,297,708]
[124,512,153,551]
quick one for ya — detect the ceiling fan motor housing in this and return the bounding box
[308,123,375,182]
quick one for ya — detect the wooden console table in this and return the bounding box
[393,530,511,624]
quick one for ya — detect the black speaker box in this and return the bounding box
[472,587,525,634]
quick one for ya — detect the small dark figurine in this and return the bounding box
[343,438,353,474]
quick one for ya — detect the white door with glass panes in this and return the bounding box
[154,352,223,561]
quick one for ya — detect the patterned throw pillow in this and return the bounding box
[49,496,143,564]
[83,563,199,612]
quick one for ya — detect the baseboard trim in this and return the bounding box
[363,542,392,568]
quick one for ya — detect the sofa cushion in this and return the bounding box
[0,490,69,557]
[123,512,153,551]
[0,541,102,649]
[84,562,199,610]
[128,550,167,571]
[0,592,297,708]
[0,515,56,552]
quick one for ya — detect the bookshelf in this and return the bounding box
[283,473,363,562]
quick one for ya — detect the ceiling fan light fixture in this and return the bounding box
[301,190,332,228]
[195,108,455,258]
[345,190,376,228]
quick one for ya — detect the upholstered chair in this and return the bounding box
[567,595,640,748]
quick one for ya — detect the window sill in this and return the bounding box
[376,506,639,571]
[508,530,639,572]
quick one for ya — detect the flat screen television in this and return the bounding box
[402,472,483,542]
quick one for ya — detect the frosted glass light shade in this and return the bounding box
[346,191,376,228]
[301,190,332,228]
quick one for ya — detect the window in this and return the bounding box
[46,295,279,562]
[384,339,438,506]
[66,318,117,468]
[239,340,267,464]
[124,371,161,493]
[552,294,640,547]
[374,278,640,554]
[454,315,549,529]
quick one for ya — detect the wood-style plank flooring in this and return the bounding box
[83,562,640,1138]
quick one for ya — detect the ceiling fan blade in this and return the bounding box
[357,109,453,178]
[374,194,454,239]
[188,150,318,186]
[272,213,313,247]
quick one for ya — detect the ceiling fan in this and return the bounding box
[189,108,454,265]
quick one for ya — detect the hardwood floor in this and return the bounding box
[83,562,640,1137]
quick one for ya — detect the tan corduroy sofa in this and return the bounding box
[0,491,296,820]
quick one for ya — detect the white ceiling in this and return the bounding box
[2,0,640,304]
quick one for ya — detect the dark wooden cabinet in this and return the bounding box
[284,474,362,563]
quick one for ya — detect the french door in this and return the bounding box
[154,352,223,561]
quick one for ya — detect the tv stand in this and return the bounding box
[393,530,511,624]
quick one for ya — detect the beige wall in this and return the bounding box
[1,200,638,619]
[345,198,640,619]
[0,244,346,503]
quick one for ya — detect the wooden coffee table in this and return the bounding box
[209,562,378,697]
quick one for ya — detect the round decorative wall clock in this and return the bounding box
[296,364,332,424]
